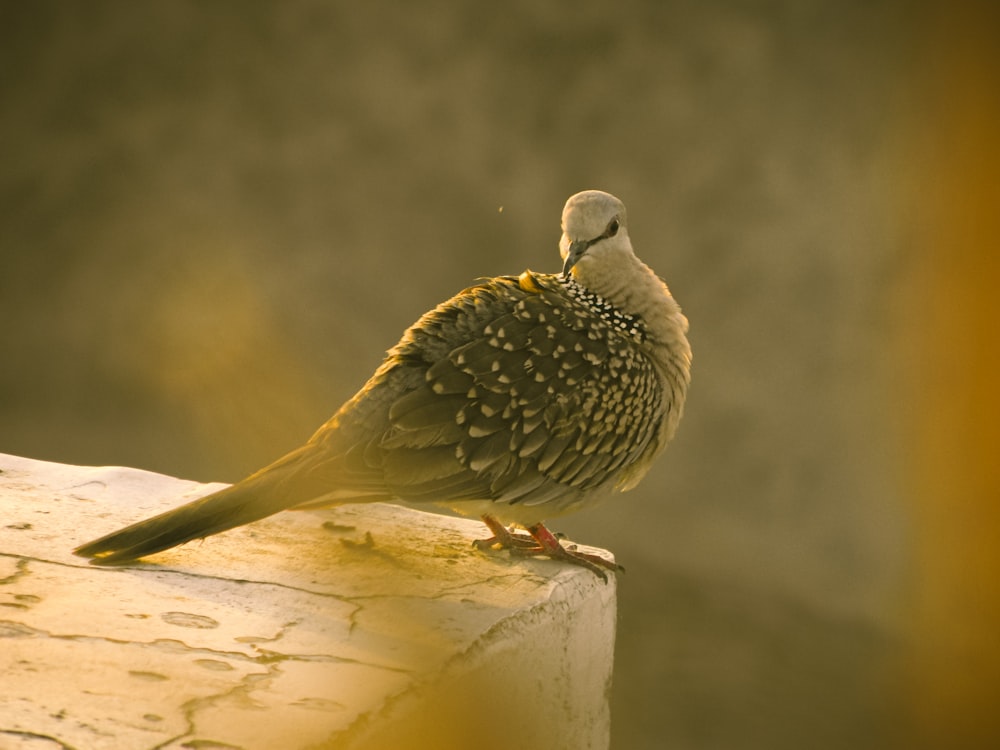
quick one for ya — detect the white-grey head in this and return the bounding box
[559,190,633,280]
[557,190,689,360]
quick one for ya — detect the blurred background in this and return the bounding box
[2,1,998,748]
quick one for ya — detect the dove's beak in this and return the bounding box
[562,239,591,278]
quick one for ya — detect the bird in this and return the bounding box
[74,190,691,579]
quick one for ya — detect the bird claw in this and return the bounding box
[475,514,621,582]
[473,516,539,551]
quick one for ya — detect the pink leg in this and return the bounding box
[475,514,622,582]
[474,514,539,550]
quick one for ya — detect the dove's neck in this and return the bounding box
[570,243,691,378]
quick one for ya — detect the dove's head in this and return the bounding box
[556,189,688,362]
[559,190,633,281]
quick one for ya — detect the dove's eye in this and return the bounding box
[605,218,620,237]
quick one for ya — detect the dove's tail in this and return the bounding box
[72,475,294,565]
[72,444,335,565]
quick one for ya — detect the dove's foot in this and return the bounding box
[475,514,622,582]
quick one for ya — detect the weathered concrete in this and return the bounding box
[0,453,616,750]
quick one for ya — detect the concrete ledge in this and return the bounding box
[0,453,616,750]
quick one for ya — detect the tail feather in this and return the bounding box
[73,476,297,565]
[73,437,384,565]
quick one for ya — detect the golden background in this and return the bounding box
[2,1,998,747]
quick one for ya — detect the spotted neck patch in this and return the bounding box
[559,276,647,340]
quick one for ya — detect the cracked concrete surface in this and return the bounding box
[0,453,616,750]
